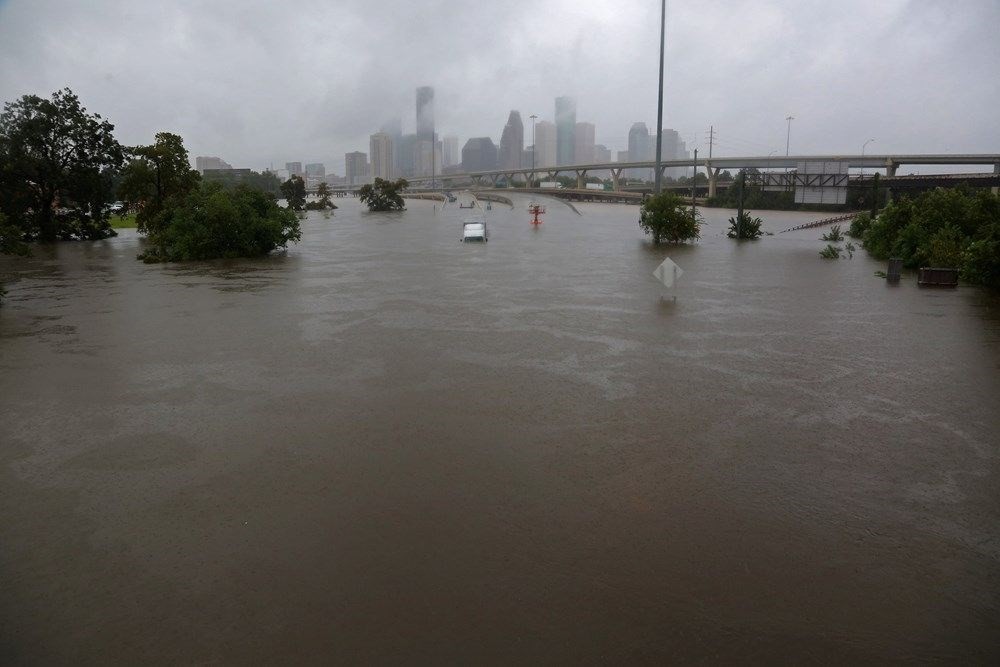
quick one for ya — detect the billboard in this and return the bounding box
[794,161,849,205]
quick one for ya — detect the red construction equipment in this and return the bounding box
[528,202,545,225]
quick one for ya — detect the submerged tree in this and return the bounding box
[0,88,124,242]
[118,132,201,233]
[280,175,307,211]
[638,192,701,244]
[727,210,763,239]
[138,181,301,263]
[358,178,408,212]
[305,181,337,211]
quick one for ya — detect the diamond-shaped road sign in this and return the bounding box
[653,258,683,289]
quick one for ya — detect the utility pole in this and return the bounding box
[432,131,436,191]
[708,125,713,161]
[529,114,538,188]
[653,0,665,194]
[691,148,698,214]
[785,115,794,157]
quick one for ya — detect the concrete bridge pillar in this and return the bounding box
[885,160,898,177]
[993,162,1000,194]
[505,173,515,188]
[489,174,499,187]
[707,167,720,198]
[472,175,483,187]
[575,170,587,189]
[610,168,623,192]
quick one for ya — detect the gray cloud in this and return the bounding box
[1,0,997,175]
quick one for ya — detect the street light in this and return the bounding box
[529,114,538,187]
[785,115,794,157]
[654,0,666,193]
[861,138,875,177]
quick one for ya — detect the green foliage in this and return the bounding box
[638,192,701,244]
[309,182,337,211]
[819,244,842,259]
[118,132,200,233]
[280,175,307,210]
[0,212,29,256]
[0,88,124,242]
[848,212,871,238]
[138,182,301,263]
[358,178,408,212]
[727,210,763,239]
[859,187,1000,287]
[821,225,844,242]
[203,169,281,197]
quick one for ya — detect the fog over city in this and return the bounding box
[1,0,998,171]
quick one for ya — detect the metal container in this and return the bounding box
[918,267,959,287]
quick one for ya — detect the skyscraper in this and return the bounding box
[628,122,652,180]
[574,121,595,164]
[461,138,498,172]
[285,162,303,177]
[499,110,524,170]
[555,96,576,166]
[345,152,369,186]
[442,136,460,168]
[370,132,393,180]
[380,118,403,177]
[534,121,557,168]
[594,144,612,163]
[416,86,434,144]
[195,156,232,173]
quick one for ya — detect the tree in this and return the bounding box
[727,210,763,239]
[638,192,701,244]
[0,88,124,242]
[0,212,29,257]
[358,178,408,211]
[138,181,301,263]
[316,182,334,209]
[280,175,306,210]
[118,132,200,232]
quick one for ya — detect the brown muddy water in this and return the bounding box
[1,196,999,664]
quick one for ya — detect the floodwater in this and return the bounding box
[1,195,998,663]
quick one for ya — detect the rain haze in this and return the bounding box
[2,0,999,170]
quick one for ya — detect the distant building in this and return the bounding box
[499,110,524,171]
[594,144,612,163]
[461,137,498,172]
[305,162,326,182]
[534,121,557,168]
[345,152,369,186]
[555,96,576,166]
[380,118,403,176]
[285,162,303,177]
[522,146,534,170]
[442,136,460,168]
[628,122,652,180]
[397,134,417,177]
[195,156,232,174]
[415,139,438,177]
[370,132,393,180]
[416,86,434,144]
[657,128,690,179]
[616,150,630,163]
[574,122,595,164]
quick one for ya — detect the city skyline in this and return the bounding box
[18,1,992,170]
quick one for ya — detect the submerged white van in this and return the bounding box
[461,219,488,242]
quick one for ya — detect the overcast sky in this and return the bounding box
[1,0,998,174]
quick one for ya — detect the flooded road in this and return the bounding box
[2,196,999,663]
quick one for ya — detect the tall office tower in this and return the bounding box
[395,134,416,177]
[522,146,534,170]
[416,86,434,144]
[616,150,630,163]
[534,121,557,168]
[285,162,303,177]
[369,132,393,180]
[461,138,498,172]
[628,122,652,180]
[304,163,325,178]
[344,152,369,186]
[574,122,595,164]
[594,144,612,163]
[442,136,460,168]
[415,139,435,177]
[380,118,403,176]
[498,110,524,170]
[555,96,576,166]
[195,156,233,174]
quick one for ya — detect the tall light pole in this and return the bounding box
[653,0,666,194]
[529,114,537,187]
[785,115,794,157]
[861,138,875,176]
